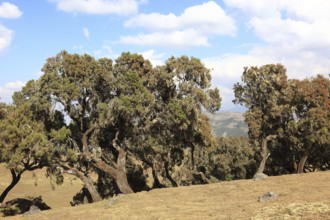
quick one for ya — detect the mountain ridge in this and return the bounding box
[207,111,248,137]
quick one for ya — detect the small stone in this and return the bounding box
[259,192,278,202]
[253,173,268,181]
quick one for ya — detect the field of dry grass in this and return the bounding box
[0,165,82,209]
[1,164,330,219]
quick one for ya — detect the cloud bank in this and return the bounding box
[205,0,330,110]
[119,1,236,47]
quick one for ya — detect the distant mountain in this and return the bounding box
[206,111,248,137]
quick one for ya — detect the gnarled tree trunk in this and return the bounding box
[82,129,133,194]
[0,169,21,205]
[90,132,134,194]
[91,153,133,194]
[113,147,134,194]
[256,135,277,174]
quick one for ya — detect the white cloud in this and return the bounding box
[83,27,90,39]
[120,1,236,47]
[204,44,330,110]
[250,18,330,51]
[206,44,330,86]
[217,0,330,80]
[125,1,236,36]
[0,3,21,53]
[204,53,271,82]
[0,24,13,53]
[139,50,164,66]
[250,45,330,80]
[280,1,330,22]
[217,85,235,110]
[51,0,143,16]
[118,29,210,48]
[125,12,179,31]
[0,81,26,103]
[0,2,23,19]
[225,0,330,51]
[204,52,272,110]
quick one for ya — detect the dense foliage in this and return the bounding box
[1,51,221,205]
[0,102,55,204]
[234,65,330,175]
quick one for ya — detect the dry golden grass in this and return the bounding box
[0,165,82,209]
[1,164,330,219]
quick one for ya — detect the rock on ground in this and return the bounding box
[253,173,268,181]
[259,192,278,202]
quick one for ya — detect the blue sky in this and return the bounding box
[1,0,330,110]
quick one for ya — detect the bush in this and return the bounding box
[207,137,257,181]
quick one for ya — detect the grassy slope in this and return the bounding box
[1,165,330,219]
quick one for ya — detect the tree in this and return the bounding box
[39,51,135,196]
[0,102,54,204]
[14,51,221,201]
[129,55,221,187]
[233,64,293,175]
[288,75,330,172]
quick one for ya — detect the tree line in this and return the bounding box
[0,51,329,210]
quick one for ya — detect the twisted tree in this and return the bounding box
[12,51,221,201]
[233,64,293,175]
[0,102,55,204]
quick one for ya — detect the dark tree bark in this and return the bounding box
[91,147,133,194]
[256,135,277,174]
[190,143,196,170]
[0,161,46,206]
[89,132,134,194]
[151,166,164,188]
[81,129,133,194]
[0,169,22,205]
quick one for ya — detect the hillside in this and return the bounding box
[207,111,248,137]
[1,165,330,219]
